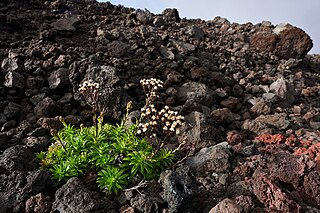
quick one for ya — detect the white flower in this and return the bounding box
[171,121,177,128]
[94,83,99,89]
[137,130,142,134]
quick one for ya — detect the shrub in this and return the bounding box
[37,78,183,195]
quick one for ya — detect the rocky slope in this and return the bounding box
[1,0,320,212]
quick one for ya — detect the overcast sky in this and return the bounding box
[100,0,320,54]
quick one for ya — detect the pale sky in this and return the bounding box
[99,0,320,54]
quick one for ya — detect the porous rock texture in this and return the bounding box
[0,0,320,212]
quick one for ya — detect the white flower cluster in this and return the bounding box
[140,78,163,103]
[137,78,184,140]
[137,104,184,136]
[78,80,100,109]
[78,80,99,93]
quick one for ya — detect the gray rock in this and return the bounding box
[255,113,290,130]
[0,133,8,150]
[171,39,195,54]
[1,120,16,132]
[262,92,278,103]
[107,41,130,58]
[309,121,320,130]
[269,77,295,107]
[130,194,163,213]
[0,171,28,212]
[0,145,36,171]
[0,113,6,125]
[34,97,59,118]
[162,8,180,22]
[9,120,33,143]
[74,65,125,119]
[25,76,44,89]
[0,169,51,213]
[58,92,73,104]
[159,46,174,60]
[242,119,272,135]
[4,71,25,89]
[185,142,232,175]
[177,81,214,106]
[30,93,46,106]
[1,58,19,73]
[52,177,115,213]
[135,9,153,25]
[51,16,79,31]
[48,68,70,89]
[181,111,221,147]
[3,102,21,119]
[22,136,50,152]
[159,166,198,213]
[185,25,204,40]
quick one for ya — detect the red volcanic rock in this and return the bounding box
[253,175,301,212]
[251,23,313,59]
[209,198,241,213]
[227,130,243,145]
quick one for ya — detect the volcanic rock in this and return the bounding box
[0,0,319,212]
[52,177,115,213]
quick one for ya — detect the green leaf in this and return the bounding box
[97,166,130,195]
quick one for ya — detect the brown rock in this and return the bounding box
[250,31,278,53]
[276,24,313,59]
[253,175,301,212]
[25,193,52,213]
[211,108,240,123]
[227,130,243,145]
[303,171,320,206]
[250,100,271,116]
[251,23,312,59]
[234,195,255,213]
[209,198,241,213]
[190,66,208,79]
[120,206,135,213]
[220,97,241,112]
